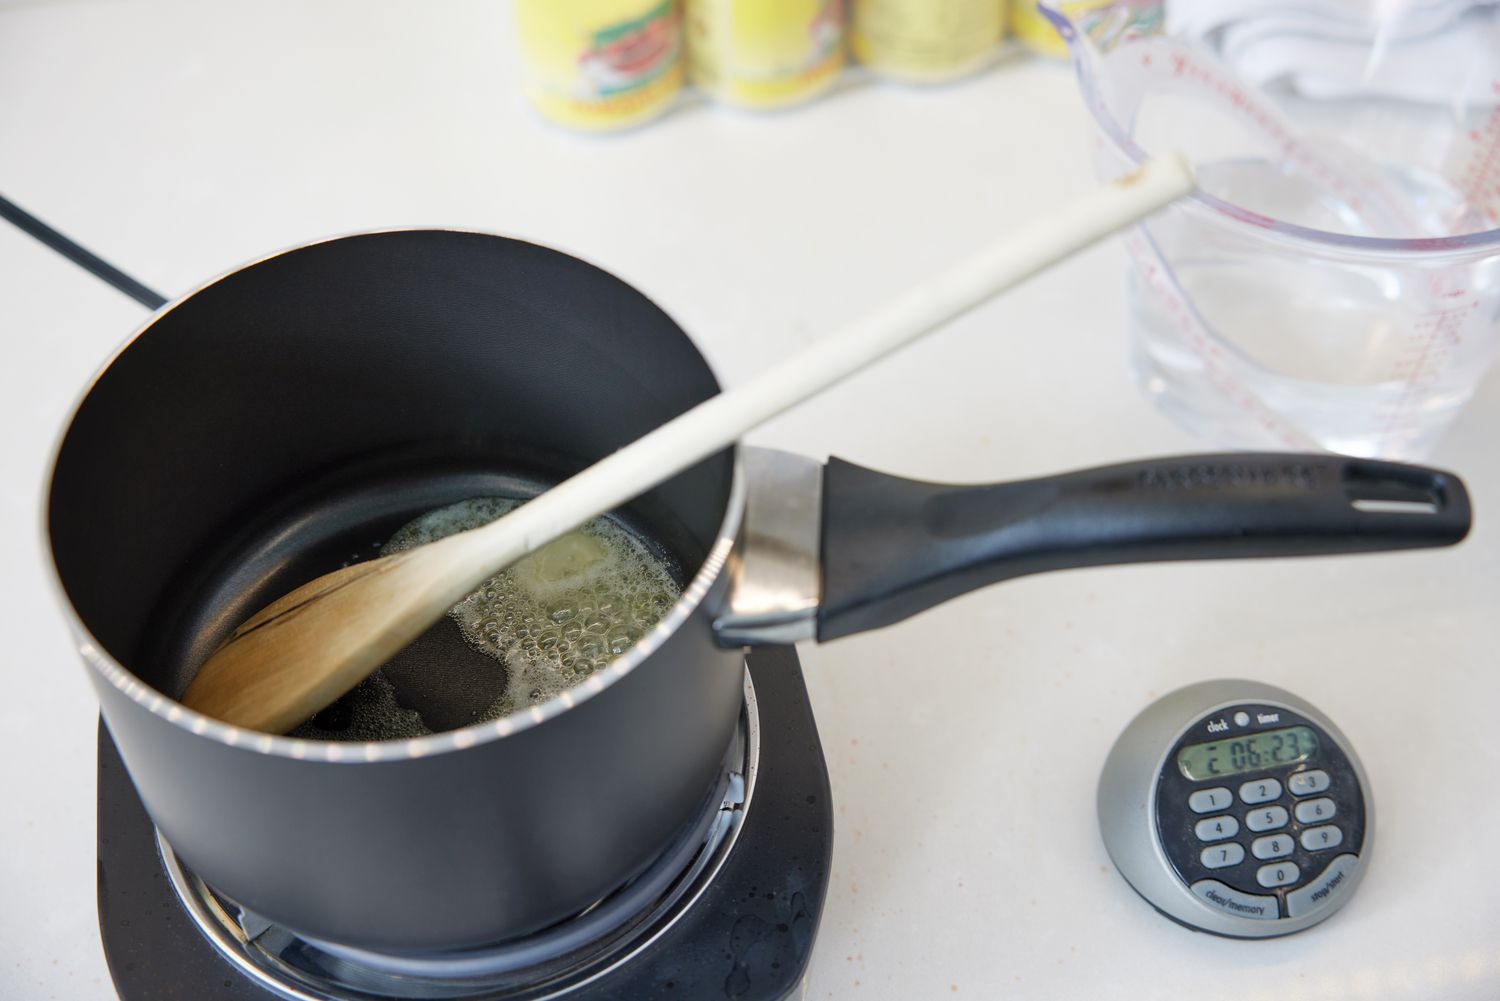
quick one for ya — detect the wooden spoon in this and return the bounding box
[180,156,1194,734]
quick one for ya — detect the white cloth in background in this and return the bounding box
[1166,0,1500,104]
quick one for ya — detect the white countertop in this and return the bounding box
[2,3,1497,999]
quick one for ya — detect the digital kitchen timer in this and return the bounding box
[1099,680,1370,937]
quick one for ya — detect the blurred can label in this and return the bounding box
[1011,0,1126,57]
[686,0,846,110]
[515,0,684,131]
[850,0,1004,83]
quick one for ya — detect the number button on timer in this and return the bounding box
[1300,825,1343,852]
[1288,769,1331,796]
[1188,788,1233,814]
[1245,805,1289,832]
[1238,778,1282,804]
[1294,797,1336,823]
[1257,863,1300,889]
[1194,815,1240,842]
[1201,843,1245,869]
[1251,835,1293,860]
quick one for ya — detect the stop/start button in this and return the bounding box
[1286,855,1359,918]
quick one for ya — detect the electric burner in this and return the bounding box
[98,646,832,1000]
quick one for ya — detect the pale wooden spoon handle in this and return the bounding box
[181,156,1195,733]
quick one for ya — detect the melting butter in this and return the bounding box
[290,497,681,740]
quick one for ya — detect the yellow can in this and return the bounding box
[685,0,846,110]
[850,0,1005,84]
[514,0,684,132]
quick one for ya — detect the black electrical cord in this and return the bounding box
[1,193,167,310]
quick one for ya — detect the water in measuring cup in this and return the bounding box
[1132,158,1499,458]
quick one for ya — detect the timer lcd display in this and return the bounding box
[1178,725,1320,781]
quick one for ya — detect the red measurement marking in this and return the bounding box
[1214,202,1275,229]
[1375,271,1476,447]
[1455,89,1500,225]
[1125,229,1312,449]
[1139,45,1409,228]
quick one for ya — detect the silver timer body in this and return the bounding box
[1099,680,1372,937]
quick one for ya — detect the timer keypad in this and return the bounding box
[1155,705,1365,923]
[1177,772,1349,898]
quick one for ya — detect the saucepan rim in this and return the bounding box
[41,227,749,764]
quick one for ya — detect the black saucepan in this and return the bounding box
[45,230,1470,953]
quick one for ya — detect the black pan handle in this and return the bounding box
[817,453,1471,642]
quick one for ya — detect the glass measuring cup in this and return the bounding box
[1045,3,1500,459]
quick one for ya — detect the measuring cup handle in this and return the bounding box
[815,454,1471,642]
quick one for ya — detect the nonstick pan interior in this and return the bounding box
[141,445,700,736]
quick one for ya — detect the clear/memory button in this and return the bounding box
[1189,879,1278,920]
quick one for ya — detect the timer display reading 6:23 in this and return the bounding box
[1177,725,1321,781]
